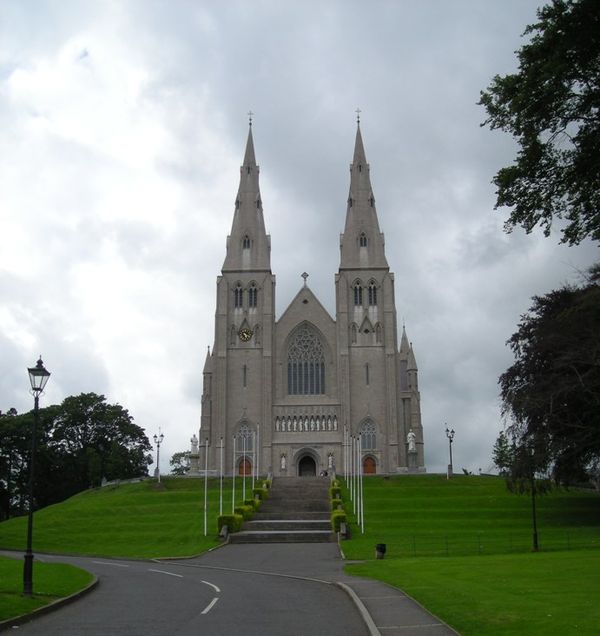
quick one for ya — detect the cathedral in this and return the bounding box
[199,121,425,477]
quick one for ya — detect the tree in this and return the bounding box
[479,0,600,245]
[0,393,153,513]
[492,431,514,476]
[170,451,191,476]
[499,264,600,484]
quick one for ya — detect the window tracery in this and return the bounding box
[287,323,326,395]
[360,420,376,450]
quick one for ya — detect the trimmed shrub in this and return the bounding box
[234,505,255,520]
[244,498,261,511]
[252,487,268,500]
[330,486,342,499]
[331,510,347,532]
[331,498,343,510]
[217,514,244,533]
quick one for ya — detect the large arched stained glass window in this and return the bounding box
[287,323,326,395]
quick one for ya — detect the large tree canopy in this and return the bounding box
[499,265,600,483]
[479,0,600,245]
[0,393,152,518]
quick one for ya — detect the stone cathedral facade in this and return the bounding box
[199,123,425,477]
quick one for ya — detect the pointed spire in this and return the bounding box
[222,121,271,273]
[243,124,256,168]
[339,119,389,270]
[400,324,411,354]
[407,343,418,371]
[203,346,213,373]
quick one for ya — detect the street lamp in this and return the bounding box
[153,430,164,483]
[24,356,51,597]
[445,425,455,479]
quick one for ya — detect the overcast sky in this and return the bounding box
[1,0,597,475]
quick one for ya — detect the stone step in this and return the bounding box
[229,530,335,544]
[253,512,330,521]
[244,519,331,531]
[230,476,335,543]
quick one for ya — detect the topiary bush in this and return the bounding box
[331,510,347,533]
[217,514,244,533]
[252,486,268,500]
[234,505,255,520]
[331,497,343,510]
[330,486,342,499]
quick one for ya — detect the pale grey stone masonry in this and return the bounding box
[200,124,425,476]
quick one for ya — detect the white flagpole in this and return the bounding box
[251,430,256,490]
[352,436,356,513]
[232,435,236,514]
[204,438,209,536]
[257,424,261,480]
[219,437,223,516]
[359,434,364,533]
[242,432,247,501]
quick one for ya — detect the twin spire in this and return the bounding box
[222,117,389,273]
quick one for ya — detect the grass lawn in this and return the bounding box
[340,474,600,559]
[0,476,251,559]
[0,555,94,622]
[340,474,600,635]
[346,550,600,636]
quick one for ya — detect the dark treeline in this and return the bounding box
[0,393,152,521]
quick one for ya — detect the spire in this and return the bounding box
[222,122,271,273]
[400,324,410,354]
[407,343,418,371]
[339,120,389,270]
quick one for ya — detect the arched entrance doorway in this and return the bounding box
[298,456,316,476]
[239,458,252,475]
[363,456,376,474]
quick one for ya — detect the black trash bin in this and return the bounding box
[375,543,386,559]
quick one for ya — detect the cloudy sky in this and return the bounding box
[1,0,596,475]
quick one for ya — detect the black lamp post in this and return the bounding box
[24,356,51,597]
[445,425,455,479]
[153,431,164,483]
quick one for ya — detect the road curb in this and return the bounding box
[335,581,381,636]
[0,575,99,632]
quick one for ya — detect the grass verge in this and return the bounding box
[346,550,600,636]
[0,555,94,623]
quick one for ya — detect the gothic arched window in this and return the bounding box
[360,421,376,450]
[368,281,377,306]
[359,233,368,247]
[248,283,258,308]
[242,235,251,249]
[234,284,243,308]
[353,282,363,306]
[236,423,254,451]
[287,323,326,395]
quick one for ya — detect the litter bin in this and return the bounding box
[375,543,386,559]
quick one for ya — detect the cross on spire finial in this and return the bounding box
[301,272,309,287]
[355,107,361,125]
[247,110,254,126]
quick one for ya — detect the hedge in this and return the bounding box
[217,514,244,533]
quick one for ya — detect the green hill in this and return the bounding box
[0,477,237,558]
[340,474,600,559]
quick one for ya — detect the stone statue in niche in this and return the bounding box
[281,454,287,470]
[407,428,417,453]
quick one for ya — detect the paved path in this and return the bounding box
[3,544,459,635]
[166,542,459,635]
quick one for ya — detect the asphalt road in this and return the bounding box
[3,545,370,636]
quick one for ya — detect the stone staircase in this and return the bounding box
[229,476,335,543]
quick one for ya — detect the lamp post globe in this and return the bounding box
[24,356,50,597]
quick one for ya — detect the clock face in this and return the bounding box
[239,327,253,342]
